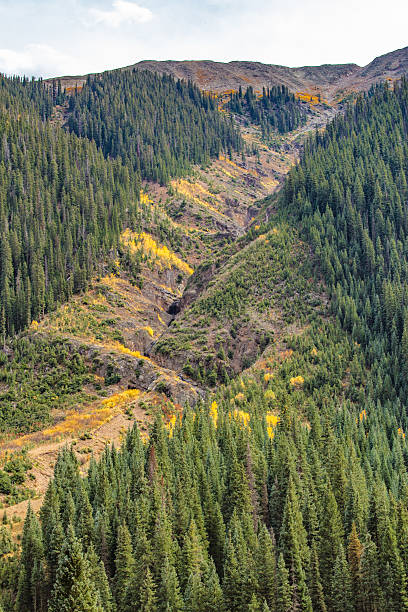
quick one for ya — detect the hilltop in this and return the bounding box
[49,45,408,101]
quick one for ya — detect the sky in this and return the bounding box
[0,0,407,78]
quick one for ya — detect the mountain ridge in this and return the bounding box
[48,45,408,101]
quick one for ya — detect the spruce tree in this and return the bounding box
[114,523,135,612]
[48,527,103,612]
[276,553,291,612]
[15,504,45,612]
[330,545,353,612]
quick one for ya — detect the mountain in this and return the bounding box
[328,44,408,99]
[50,45,408,101]
[133,59,359,95]
[2,46,408,612]
[356,44,408,81]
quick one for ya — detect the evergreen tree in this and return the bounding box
[48,527,103,612]
[139,567,158,612]
[114,523,135,612]
[330,545,353,612]
[15,504,45,612]
[276,553,291,612]
[347,522,363,611]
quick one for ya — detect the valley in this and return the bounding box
[0,106,316,520]
[1,43,408,612]
[0,45,401,523]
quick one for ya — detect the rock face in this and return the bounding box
[49,46,408,101]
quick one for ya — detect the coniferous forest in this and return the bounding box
[227,85,308,137]
[1,61,408,611]
[0,71,242,338]
[66,71,243,184]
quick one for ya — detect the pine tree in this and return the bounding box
[248,593,262,612]
[158,555,183,612]
[361,534,383,612]
[330,545,352,612]
[139,567,158,612]
[48,527,103,612]
[256,525,276,609]
[279,475,311,610]
[319,488,343,585]
[86,545,115,612]
[347,522,363,611]
[114,523,135,612]
[309,540,327,612]
[16,504,45,612]
[276,553,291,612]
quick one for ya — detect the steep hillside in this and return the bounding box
[339,45,408,92]
[9,74,408,603]
[133,59,359,96]
[0,71,243,339]
[152,220,325,385]
[130,46,408,100]
[4,51,408,612]
[0,72,312,530]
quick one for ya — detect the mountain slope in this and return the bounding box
[50,45,408,102]
[2,43,408,612]
[133,59,359,94]
[9,77,408,610]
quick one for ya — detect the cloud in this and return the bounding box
[0,44,76,77]
[89,1,153,27]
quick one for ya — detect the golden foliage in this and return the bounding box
[104,341,150,361]
[40,407,114,439]
[290,375,305,389]
[121,229,193,276]
[139,190,154,205]
[232,409,251,428]
[171,179,227,218]
[165,414,178,438]
[295,91,324,105]
[266,411,280,439]
[266,412,279,427]
[102,389,141,410]
[143,326,154,338]
[220,168,235,179]
[209,401,218,427]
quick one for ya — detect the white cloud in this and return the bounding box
[89,1,153,27]
[0,1,407,78]
[0,44,76,77]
